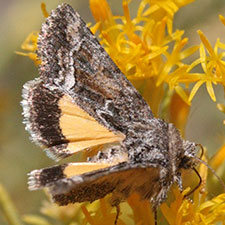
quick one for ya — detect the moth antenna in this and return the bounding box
[184,167,202,198]
[196,143,204,159]
[195,156,225,191]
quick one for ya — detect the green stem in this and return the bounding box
[0,183,23,225]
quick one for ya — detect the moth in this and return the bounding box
[22,3,201,223]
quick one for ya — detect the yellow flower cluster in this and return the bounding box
[161,187,225,225]
[89,0,225,121]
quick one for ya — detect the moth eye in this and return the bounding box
[179,156,192,169]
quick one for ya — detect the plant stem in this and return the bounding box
[0,183,23,225]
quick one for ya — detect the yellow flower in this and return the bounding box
[16,3,48,65]
[138,0,195,34]
[188,30,225,102]
[16,31,40,65]
[161,187,225,225]
[127,193,155,225]
[161,154,225,225]
[81,198,126,225]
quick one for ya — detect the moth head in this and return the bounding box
[168,125,225,194]
[168,124,198,170]
[183,143,225,196]
[178,140,199,169]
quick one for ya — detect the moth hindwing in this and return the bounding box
[22,2,198,218]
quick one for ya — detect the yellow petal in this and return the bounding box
[198,153,208,192]
[153,17,167,45]
[217,103,225,113]
[21,32,38,52]
[90,0,113,23]
[81,205,97,225]
[141,4,160,17]
[15,51,40,65]
[144,46,168,61]
[188,80,205,102]
[22,215,51,225]
[187,58,202,72]
[122,0,132,26]
[206,81,216,102]
[198,30,215,56]
[198,193,225,211]
[157,1,178,17]
[180,45,199,60]
[90,22,101,34]
[217,39,225,50]
[174,85,190,105]
[160,203,175,224]
[127,193,154,225]
[199,43,207,73]
[219,14,225,26]
[41,3,49,18]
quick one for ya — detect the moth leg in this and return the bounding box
[152,167,172,210]
[174,172,183,191]
[114,204,120,225]
[154,209,158,225]
[87,144,128,165]
[152,167,172,225]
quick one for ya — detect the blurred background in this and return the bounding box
[0,0,225,224]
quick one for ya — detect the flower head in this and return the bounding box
[161,187,225,225]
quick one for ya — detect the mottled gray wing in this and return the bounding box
[28,161,160,206]
[38,3,153,126]
[22,3,153,160]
